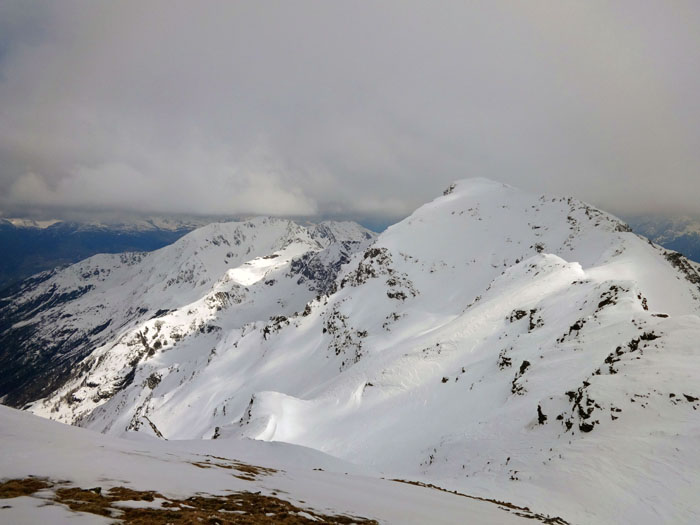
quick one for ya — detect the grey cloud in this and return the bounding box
[1,1,699,222]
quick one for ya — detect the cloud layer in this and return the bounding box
[1,1,699,222]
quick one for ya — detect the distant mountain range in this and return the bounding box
[626,215,700,263]
[0,217,210,292]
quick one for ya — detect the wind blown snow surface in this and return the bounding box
[2,179,700,524]
[0,405,545,524]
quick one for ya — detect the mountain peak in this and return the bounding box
[442,177,512,195]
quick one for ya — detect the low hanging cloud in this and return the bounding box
[1,1,699,222]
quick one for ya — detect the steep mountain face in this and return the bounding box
[627,214,700,263]
[0,217,375,409]
[3,179,700,524]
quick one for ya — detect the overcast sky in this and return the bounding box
[0,1,698,225]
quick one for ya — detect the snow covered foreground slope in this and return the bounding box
[3,178,700,523]
[0,405,551,524]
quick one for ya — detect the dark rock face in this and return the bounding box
[289,241,362,296]
[0,282,100,407]
[664,251,700,288]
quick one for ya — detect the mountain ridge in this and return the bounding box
[0,217,375,408]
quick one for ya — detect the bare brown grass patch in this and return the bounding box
[190,455,278,481]
[0,477,51,498]
[1,478,378,524]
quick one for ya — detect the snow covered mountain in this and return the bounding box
[0,217,375,408]
[2,179,700,524]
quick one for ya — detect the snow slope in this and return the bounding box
[3,179,700,523]
[0,405,551,524]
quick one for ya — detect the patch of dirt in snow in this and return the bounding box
[190,455,279,482]
[0,477,378,524]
